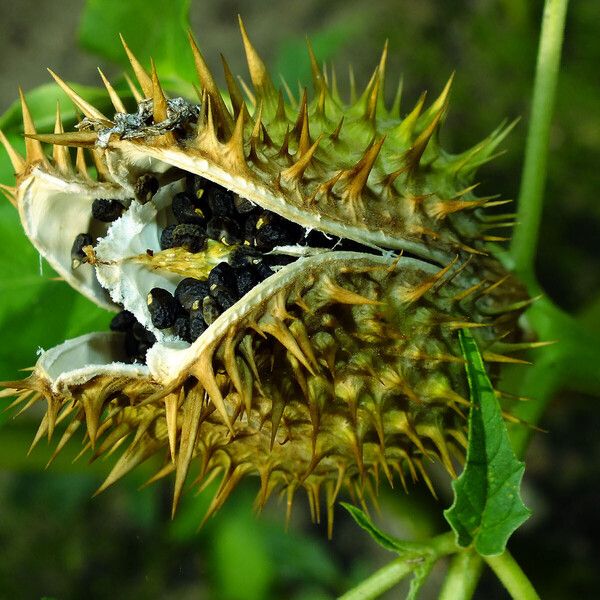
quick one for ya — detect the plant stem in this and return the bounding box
[510,0,569,286]
[485,551,541,600]
[338,532,457,600]
[338,556,414,600]
[438,551,484,600]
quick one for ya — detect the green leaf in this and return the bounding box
[79,0,195,96]
[444,329,531,556]
[341,503,425,557]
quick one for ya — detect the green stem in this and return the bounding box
[438,551,484,600]
[485,551,541,600]
[338,533,457,600]
[510,0,569,286]
[337,556,414,600]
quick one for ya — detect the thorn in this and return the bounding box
[0,129,26,173]
[19,87,49,166]
[259,314,315,375]
[452,280,486,302]
[293,89,312,154]
[281,134,322,181]
[403,104,446,172]
[397,256,458,303]
[232,77,253,112]
[164,390,181,463]
[190,353,234,435]
[25,131,97,148]
[482,351,531,365]
[394,91,427,143]
[330,116,344,142]
[348,64,357,104]
[391,76,403,116]
[306,38,326,96]
[221,53,249,120]
[0,183,17,207]
[274,89,287,123]
[200,464,249,526]
[97,67,126,113]
[424,72,454,120]
[172,386,203,516]
[124,73,142,103]
[90,148,113,182]
[188,31,233,135]
[376,40,389,111]
[490,340,558,354]
[341,136,385,201]
[320,276,382,306]
[279,75,296,107]
[285,483,298,530]
[226,108,249,174]
[364,68,381,123]
[268,387,285,451]
[119,33,153,98]
[94,433,161,496]
[75,147,92,180]
[51,103,71,174]
[238,15,275,99]
[46,419,81,468]
[150,59,169,123]
[47,69,109,122]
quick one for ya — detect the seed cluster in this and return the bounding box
[72,173,374,361]
[148,175,309,343]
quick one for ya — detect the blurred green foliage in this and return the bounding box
[0,1,599,599]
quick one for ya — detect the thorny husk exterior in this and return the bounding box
[0,20,529,533]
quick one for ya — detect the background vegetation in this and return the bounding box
[0,1,598,598]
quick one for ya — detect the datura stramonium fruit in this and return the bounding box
[0,20,529,533]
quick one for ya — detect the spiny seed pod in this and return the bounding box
[0,19,532,534]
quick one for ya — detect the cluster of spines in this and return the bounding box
[0,19,540,532]
[0,18,518,260]
[0,250,543,534]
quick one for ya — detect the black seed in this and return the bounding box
[147,287,179,329]
[205,186,236,217]
[234,195,256,215]
[134,174,159,204]
[174,277,210,311]
[202,296,221,326]
[186,174,210,199]
[254,211,303,249]
[132,321,157,344]
[110,310,136,332]
[208,262,236,290]
[160,224,177,249]
[124,330,140,360]
[71,233,93,268]
[206,216,241,246]
[174,315,191,342]
[228,246,260,269]
[235,266,260,297]
[172,224,208,253]
[189,314,207,341]
[243,212,260,245]
[172,191,208,225]
[255,260,274,280]
[209,285,238,311]
[92,198,125,222]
